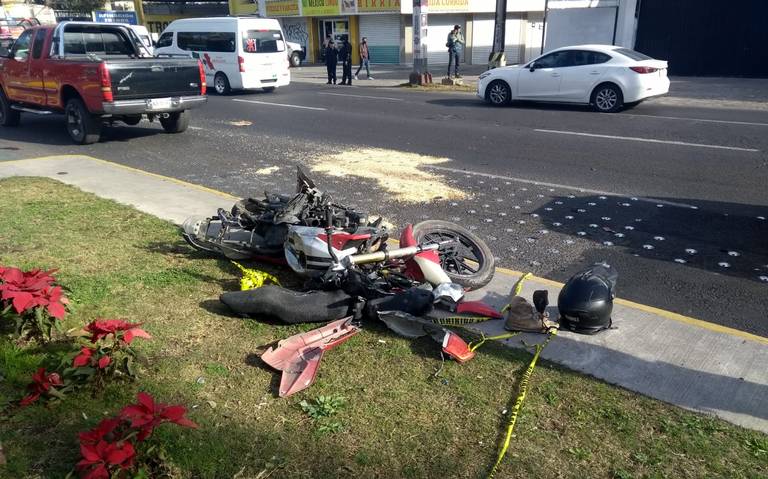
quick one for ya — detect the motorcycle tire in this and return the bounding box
[412,220,495,290]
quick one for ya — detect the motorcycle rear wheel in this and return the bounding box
[412,220,495,290]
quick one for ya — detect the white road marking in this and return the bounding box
[189,126,203,130]
[318,92,403,102]
[232,98,326,111]
[424,165,700,209]
[618,113,768,127]
[534,129,759,152]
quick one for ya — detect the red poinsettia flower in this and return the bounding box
[0,266,68,319]
[119,392,198,441]
[84,319,151,345]
[73,348,112,369]
[79,418,122,446]
[19,367,64,407]
[76,439,136,479]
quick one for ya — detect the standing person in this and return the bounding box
[446,25,464,78]
[355,37,373,80]
[325,40,337,84]
[339,37,353,85]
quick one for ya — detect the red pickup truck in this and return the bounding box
[0,22,207,144]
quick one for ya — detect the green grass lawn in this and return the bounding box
[1,177,766,479]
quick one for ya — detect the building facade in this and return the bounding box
[228,0,638,66]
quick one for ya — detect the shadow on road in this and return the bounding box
[0,115,167,146]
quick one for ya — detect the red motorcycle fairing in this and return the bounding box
[400,224,449,285]
[316,232,373,251]
[261,317,360,397]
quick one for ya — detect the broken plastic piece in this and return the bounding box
[455,301,503,319]
[261,317,360,397]
[442,332,475,363]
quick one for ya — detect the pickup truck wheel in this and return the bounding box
[121,115,142,126]
[290,52,301,67]
[160,111,189,133]
[213,73,231,95]
[65,98,101,144]
[0,89,21,127]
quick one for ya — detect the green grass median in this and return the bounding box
[0,177,766,478]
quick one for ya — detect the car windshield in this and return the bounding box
[242,29,284,53]
[613,48,653,61]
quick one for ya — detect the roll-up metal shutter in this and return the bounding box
[471,14,493,65]
[359,14,401,64]
[504,15,525,64]
[426,14,466,65]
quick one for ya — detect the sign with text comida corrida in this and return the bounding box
[429,0,468,12]
[302,0,340,16]
[358,0,400,12]
[266,0,301,16]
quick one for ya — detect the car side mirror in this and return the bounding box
[529,62,540,72]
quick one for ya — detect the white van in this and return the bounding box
[155,17,290,94]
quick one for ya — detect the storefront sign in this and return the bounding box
[429,0,469,12]
[266,0,301,16]
[93,10,138,25]
[301,0,340,16]
[358,0,400,12]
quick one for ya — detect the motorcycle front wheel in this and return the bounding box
[412,220,495,290]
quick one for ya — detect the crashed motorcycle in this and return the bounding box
[182,167,495,289]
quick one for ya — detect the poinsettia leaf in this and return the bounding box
[12,292,33,314]
[47,301,66,319]
[83,464,109,479]
[137,392,155,410]
[80,443,100,462]
[161,405,186,421]
[98,355,111,369]
[174,417,199,429]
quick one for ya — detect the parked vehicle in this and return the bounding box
[286,41,304,67]
[477,44,670,112]
[114,23,154,56]
[155,17,291,95]
[0,22,207,144]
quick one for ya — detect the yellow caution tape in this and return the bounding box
[487,328,558,479]
[231,261,281,291]
[501,272,533,313]
[469,332,520,352]
[430,316,497,326]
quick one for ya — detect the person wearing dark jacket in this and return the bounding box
[325,41,337,84]
[338,38,353,85]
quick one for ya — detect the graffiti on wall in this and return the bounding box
[283,21,309,50]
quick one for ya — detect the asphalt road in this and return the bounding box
[1,81,767,336]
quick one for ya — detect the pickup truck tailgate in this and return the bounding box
[107,58,202,100]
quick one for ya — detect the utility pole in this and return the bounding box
[409,0,432,85]
[487,0,506,68]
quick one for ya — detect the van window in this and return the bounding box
[177,32,235,53]
[156,31,173,48]
[242,30,284,53]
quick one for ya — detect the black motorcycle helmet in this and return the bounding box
[557,263,618,334]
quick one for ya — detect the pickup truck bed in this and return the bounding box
[0,22,207,144]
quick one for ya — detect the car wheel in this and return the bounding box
[0,89,20,127]
[263,87,276,93]
[65,98,101,144]
[290,52,301,67]
[592,83,623,113]
[486,80,511,106]
[214,72,231,95]
[160,110,190,133]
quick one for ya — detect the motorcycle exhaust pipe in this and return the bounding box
[348,243,439,265]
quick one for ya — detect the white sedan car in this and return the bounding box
[477,45,669,112]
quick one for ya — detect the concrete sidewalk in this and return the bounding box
[1,154,767,433]
[291,64,768,110]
